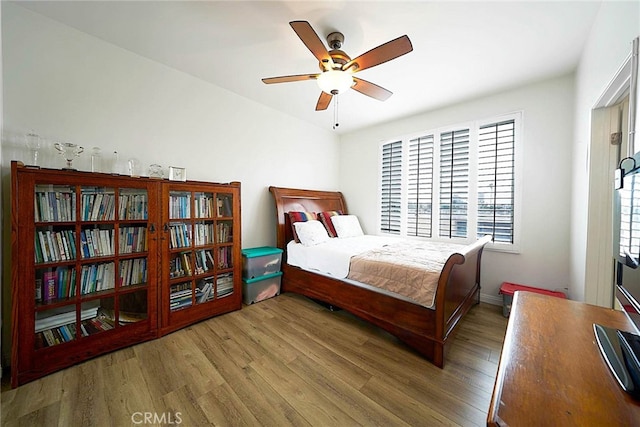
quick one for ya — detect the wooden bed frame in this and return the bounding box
[269,186,491,368]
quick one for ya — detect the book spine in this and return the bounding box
[35,278,42,303]
[43,271,57,302]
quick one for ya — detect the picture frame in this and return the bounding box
[168,166,187,182]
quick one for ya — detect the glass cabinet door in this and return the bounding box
[32,183,153,350]
[166,188,237,315]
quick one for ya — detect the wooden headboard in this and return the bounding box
[269,186,348,250]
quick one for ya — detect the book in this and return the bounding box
[205,250,215,270]
[80,323,89,337]
[35,332,46,349]
[46,231,59,262]
[58,232,68,261]
[71,192,77,221]
[223,196,232,217]
[80,230,89,258]
[42,329,56,346]
[35,278,42,303]
[196,279,213,303]
[181,252,192,276]
[66,230,77,259]
[38,231,49,263]
[81,319,101,335]
[34,234,43,263]
[90,193,103,220]
[68,268,77,297]
[86,230,96,257]
[51,327,63,344]
[99,229,111,256]
[68,322,77,339]
[103,262,115,290]
[58,324,71,342]
[55,267,65,298]
[43,271,57,302]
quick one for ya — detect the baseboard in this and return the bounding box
[480,292,503,306]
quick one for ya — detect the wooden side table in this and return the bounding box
[488,291,640,426]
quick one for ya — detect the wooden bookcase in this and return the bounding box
[159,181,242,335]
[10,161,242,387]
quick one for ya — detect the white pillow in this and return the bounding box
[293,220,331,246]
[331,215,364,238]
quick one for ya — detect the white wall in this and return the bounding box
[1,3,339,365]
[2,3,340,247]
[339,75,576,304]
[571,1,640,302]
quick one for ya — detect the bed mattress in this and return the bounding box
[286,235,467,308]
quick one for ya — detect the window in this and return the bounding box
[407,135,434,237]
[379,113,519,248]
[380,140,402,234]
[477,120,515,243]
[439,129,470,239]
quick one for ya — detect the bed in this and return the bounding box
[269,186,492,368]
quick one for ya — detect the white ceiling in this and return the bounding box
[14,1,602,134]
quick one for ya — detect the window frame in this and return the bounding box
[377,112,522,253]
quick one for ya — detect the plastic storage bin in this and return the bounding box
[242,246,283,279]
[499,282,566,317]
[243,271,282,304]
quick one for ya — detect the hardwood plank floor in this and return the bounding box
[1,293,508,426]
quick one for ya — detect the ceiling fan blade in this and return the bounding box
[290,21,335,70]
[352,77,393,101]
[316,92,333,111]
[344,35,413,73]
[262,74,318,84]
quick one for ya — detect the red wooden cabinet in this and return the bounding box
[10,161,241,387]
[158,181,242,335]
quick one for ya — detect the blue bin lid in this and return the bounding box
[242,246,283,258]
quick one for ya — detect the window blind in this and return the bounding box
[407,135,434,237]
[477,120,515,243]
[380,141,402,234]
[378,113,519,246]
[439,129,469,238]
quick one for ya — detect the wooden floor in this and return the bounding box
[1,293,508,426]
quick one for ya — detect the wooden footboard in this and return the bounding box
[282,263,446,364]
[438,235,491,345]
[269,186,490,368]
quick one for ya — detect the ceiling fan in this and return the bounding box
[262,21,413,111]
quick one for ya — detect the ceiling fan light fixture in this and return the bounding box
[317,70,353,95]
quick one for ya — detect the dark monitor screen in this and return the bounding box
[605,152,640,397]
[615,152,640,332]
[617,264,640,330]
[617,165,640,268]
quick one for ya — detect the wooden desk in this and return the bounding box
[487,292,640,426]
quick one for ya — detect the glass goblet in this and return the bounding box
[54,142,84,169]
[128,158,141,177]
[90,147,102,172]
[25,132,42,166]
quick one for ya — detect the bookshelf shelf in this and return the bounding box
[10,161,242,387]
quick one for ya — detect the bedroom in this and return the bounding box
[1,0,639,425]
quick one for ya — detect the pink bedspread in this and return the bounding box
[346,240,466,307]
